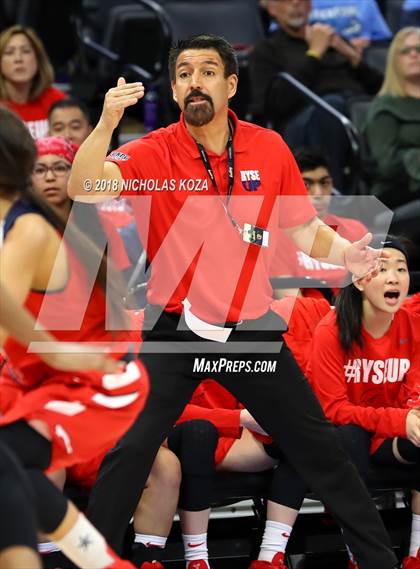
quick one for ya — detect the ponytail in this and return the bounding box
[335,284,363,353]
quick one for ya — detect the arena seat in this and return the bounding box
[211,464,417,508]
[73,0,265,125]
[384,0,405,33]
[364,44,390,75]
[63,463,416,565]
[264,72,364,196]
[206,465,416,563]
[161,0,265,47]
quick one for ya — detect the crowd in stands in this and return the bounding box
[363,26,420,243]
[0,25,66,138]
[0,2,420,569]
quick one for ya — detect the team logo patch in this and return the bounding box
[108,151,130,161]
[240,169,261,191]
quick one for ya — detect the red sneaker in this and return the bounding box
[104,546,137,569]
[140,563,164,569]
[402,549,420,569]
[108,558,137,569]
[249,552,287,568]
[348,560,359,569]
[186,561,209,569]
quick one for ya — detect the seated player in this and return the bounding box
[307,236,420,569]
[270,148,367,301]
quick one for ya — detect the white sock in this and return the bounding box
[53,513,117,569]
[38,541,60,554]
[340,526,355,564]
[345,543,356,563]
[258,520,292,562]
[409,513,420,557]
[182,532,209,567]
[134,533,167,549]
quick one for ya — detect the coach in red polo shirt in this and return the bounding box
[69,34,397,569]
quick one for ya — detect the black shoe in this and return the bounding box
[41,550,78,569]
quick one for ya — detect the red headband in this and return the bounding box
[35,137,79,164]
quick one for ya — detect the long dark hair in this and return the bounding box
[0,107,126,330]
[335,284,364,353]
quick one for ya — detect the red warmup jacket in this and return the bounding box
[6,86,66,139]
[308,308,420,453]
[403,293,420,318]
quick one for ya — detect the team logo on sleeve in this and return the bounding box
[240,170,261,191]
[108,151,130,161]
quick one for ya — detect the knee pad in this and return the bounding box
[0,441,35,506]
[0,420,52,470]
[168,420,219,511]
[0,446,37,551]
[268,460,307,511]
[396,439,420,491]
[168,420,218,476]
[27,469,68,534]
[397,438,420,464]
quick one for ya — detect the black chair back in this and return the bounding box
[364,44,389,75]
[163,0,265,46]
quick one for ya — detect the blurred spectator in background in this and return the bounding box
[363,27,420,212]
[48,98,93,146]
[0,25,65,139]
[270,147,367,300]
[310,0,392,52]
[401,0,420,28]
[47,97,136,252]
[32,136,132,280]
[251,0,383,192]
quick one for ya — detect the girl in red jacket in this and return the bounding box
[0,25,66,139]
[309,235,420,569]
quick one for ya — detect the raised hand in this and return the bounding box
[330,34,362,67]
[343,233,390,282]
[350,37,370,54]
[99,77,145,132]
[305,23,335,58]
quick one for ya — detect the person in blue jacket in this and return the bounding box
[310,0,392,51]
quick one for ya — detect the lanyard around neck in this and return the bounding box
[195,125,242,235]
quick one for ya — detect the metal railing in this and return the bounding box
[278,72,360,157]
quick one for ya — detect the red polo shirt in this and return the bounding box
[106,110,316,323]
